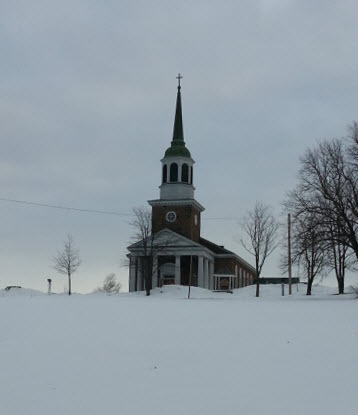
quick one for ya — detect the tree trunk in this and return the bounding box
[68,273,72,296]
[144,256,151,296]
[306,279,312,295]
[256,279,260,298]
[337,277,344,294]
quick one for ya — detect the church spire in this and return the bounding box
[164,74,191,158]
[172,73,184,142]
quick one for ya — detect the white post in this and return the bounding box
[47,279,52,295]
[178,163,182,182]
[175,255,181,285]
[198,256,204,287]
[209,261,214,290]
[203,258,209,289]
[137,258,143,291]
[129,258,136,292]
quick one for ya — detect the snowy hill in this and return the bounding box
[1,284,357,415]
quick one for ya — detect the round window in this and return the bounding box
[166,211,177,222]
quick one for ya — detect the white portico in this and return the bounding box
[128,229,215,291]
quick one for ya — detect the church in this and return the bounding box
[127,76,256,292]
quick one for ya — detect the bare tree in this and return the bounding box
[98,273,121,294]
[290,133,358,260]
[290,213,326,295]
[129,206,174,296]
[240,202,279,297]
[283,124,358,292]
[52,234,81,295]
[325,224,354,294]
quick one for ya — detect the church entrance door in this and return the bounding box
[163,275,175,285]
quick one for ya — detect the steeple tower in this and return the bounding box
[148,74,204,242]
[164,74,191,158]
[160,75,194,200]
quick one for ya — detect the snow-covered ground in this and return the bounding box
[1,284,357,415]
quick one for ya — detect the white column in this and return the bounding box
[178,163,182,182]
[209,261,214,290]
[137,258,143,291]
[235,265,238,289]
[129,258,136,292]
[198,256,204,287]
[203,258,209,289]
[175,255,181,285]
[152,256,158,289]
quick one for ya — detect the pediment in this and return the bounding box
[127,228,202,252]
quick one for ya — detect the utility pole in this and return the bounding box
[288,213,292,295]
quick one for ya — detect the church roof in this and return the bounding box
[199,237,236,255]
[164,76,191,158]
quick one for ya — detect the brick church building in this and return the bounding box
[127,77,256,292]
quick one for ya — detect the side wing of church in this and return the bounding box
[127,77,256,291]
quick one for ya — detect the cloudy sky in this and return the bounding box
[1,0,357,293]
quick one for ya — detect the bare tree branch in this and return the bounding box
[128,206,175,296]
[240,201,279,297]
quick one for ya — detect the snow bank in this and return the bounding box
[1,284,357,415]
[0,287,45,297]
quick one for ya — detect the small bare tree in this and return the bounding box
[98,273,121,294]
[240,202,279,297]
[52,234,81,295]
[129,206,174,296]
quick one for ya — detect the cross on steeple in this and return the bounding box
[176,73,183,87]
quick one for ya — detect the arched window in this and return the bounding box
[162,165,167,183]
[170,163,178,182]
[190,166,193,184]
[181,163,189,183]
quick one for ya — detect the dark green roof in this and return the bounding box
[164,82,191,158]
[165,141,191,157]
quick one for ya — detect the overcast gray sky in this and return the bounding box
[1,0,358,293]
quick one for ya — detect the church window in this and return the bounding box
[170,163,178,182]
[190,166,193,184]
[162,164,167,183]
[181,163,189,182]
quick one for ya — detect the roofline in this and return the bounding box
[213,273,237,277]
[127,228,212,255]
[148,198,205,212]
[160,156,195,164]
[214,253,256,273]
[199,237,256,273]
